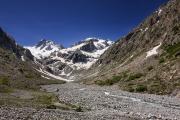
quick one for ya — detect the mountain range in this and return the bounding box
[0,0,180,119]
[25,38,113,81]
[0,0,179,95]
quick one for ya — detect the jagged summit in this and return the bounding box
[36,39,64,49]
[25,39,64,59]
[73,37,113,47]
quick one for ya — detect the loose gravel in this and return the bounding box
[0,83,180,120]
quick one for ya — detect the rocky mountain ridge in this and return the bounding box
[26,38,113,81]
[0,27,34,61]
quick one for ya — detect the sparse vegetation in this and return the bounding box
[165,42,180,58]
[95,76,122,86]
[0,48,66,91]
[95,72,128,86]
[34,94,55,105]
[127,73,143,81]
[0,91,57,108]
[0,48,69,109]
[75,105,83,112]
[0,85,13,93]
[0,89,86,112]
[135,85,147,92]
[0,76,13,93]
[0,76,10,85]
[159,57,165,63]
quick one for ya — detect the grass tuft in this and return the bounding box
[127,73,143,81]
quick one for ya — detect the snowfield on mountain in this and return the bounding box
[26,38,114,80]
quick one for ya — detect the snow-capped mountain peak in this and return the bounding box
[25,39,64,59]
[36,39,64,49]
[69,37,113,52]
[25,38,114,80]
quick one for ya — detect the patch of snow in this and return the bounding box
[36,68,74,82]
[59,71,67,76]
[21,56,25,62]
[41,75,50,79]
[130,55,134,58]
[140,27,149,32]
[60,43,86,54]
[158,9,162,16]
[107,40,114,45]
[66,71,73,77]
[144,27,149,32]
[146,43,162,58]
[25,46,59,59]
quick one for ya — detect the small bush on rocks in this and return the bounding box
[135,85,147,92]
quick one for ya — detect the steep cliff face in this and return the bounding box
[83,0,180,95]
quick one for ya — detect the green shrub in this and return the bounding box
[46,105,57,109]
[75,106,83,112]
[95,75,122,86]
[165,43,180,57]
[147,66,153,71]
[0,76,10,85]
[135,85,147,92]
[127,73,143,81]
[159,58,165,63]
[172,25,180,34]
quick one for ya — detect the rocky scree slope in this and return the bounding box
[82,0,180,95]
[26,38,113,81]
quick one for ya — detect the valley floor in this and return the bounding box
[1,83,180,120]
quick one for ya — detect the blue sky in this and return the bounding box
[0,0,168,47]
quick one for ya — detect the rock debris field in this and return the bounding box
[1,83,180,120]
